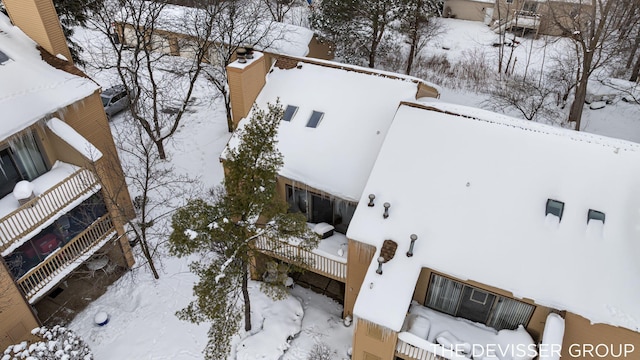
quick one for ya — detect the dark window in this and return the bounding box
[546,199,564,220]
[425,273,535,331]
[285,184,356,233]
[306,111,324,128]
[522,1,538,14]
[0,149,24,198]
[588,209,605,223]
[283,105,298,122]
[0,132,48,199]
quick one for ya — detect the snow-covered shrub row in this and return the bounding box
[2,326,92,360]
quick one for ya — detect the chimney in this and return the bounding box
[3,0,73,63]
[226,48,268,130]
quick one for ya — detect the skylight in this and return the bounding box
[282,105,298,122]
[306,111,324,128]
[0,50,10,65]
[587,209,605,223]
[545,199,564,220]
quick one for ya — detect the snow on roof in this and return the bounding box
[349,103,640,332]
[47,118,103,161]
[0,14,98,143]
[230,59,424,201]
[148,3,314,57]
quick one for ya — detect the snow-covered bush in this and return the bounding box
[307,342,333,360]
[2,326,93,360]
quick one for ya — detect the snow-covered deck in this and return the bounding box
[0,162,101,255]
[17,214,116,303]
[397,303,536,360]
[254,230,348,282]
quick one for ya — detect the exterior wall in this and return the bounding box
[3,0,72,62]
[353,318,398,360]
[307,34,334,60]
[412,268,550,342]
[345,239,376,318]
[493,0,591,36]
[444,0,493,22]
[227,54,269,129]
[0,262,39,351]
[561,312,640,360]
[54,92,135,268]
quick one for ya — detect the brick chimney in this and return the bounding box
[226,48,268,130]
[3,0,73,63]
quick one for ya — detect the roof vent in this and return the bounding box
[546,199,564,221]
[587,209,605,223]
[236,48,247,64]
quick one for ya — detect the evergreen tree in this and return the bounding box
[54,0,104,66]
[168,102,317,360]
[311,0,402,68]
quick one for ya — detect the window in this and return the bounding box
[306,111,324,128]
[546,199,564,220]
[588,209,605,223]
[0,50,10,65]
[282,105,298,122]
[0,131,48,198]
[522,1,538,14]
[285,184,356,233]
[425,274,535,331]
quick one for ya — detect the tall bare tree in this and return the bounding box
[548,0,640,130]
[398,0,444,75]
[88,0,214,159]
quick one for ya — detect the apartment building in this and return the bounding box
[0,0,134,349]
[225,51,640,360]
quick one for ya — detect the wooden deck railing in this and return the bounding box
[254,235,347,282]
[0,168,99,253]
[17,214,115,301]
[396,333,469,360]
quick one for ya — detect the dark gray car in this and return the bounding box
[101,85,129,119]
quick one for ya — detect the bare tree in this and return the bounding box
[88,0,213,159]
[102,119,200,279]
[485,75,562,124]
[196,0,284,131]
[261,0,297,22]
[547,0,640,130]
[398,0,444,75]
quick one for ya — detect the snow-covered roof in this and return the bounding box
[230,58,430,201]
[0,13,98,143]
[349,103,640,333]
[47,118,103,161]
[145,3,314,57]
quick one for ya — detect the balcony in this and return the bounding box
[254,232,347,282]
[513,10,541,30]
[0,163,100,255]
[16,214,116,303]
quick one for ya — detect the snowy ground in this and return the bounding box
[64,13,640,360]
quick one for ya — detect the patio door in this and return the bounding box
[457,287,496,324]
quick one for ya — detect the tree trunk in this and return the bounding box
[242,260,252,331]
[139,236,160,279]
[630,54,640,82]
[626,34,640,69]
[406,28,418,75]
[568,77,588,130]
[155,140,167,160]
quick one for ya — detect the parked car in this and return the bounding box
[101,85,129,119]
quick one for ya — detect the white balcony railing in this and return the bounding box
[17,214,115,302]
[396,332,469,360]
[254,235,347,282]
[0,167,100,253]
